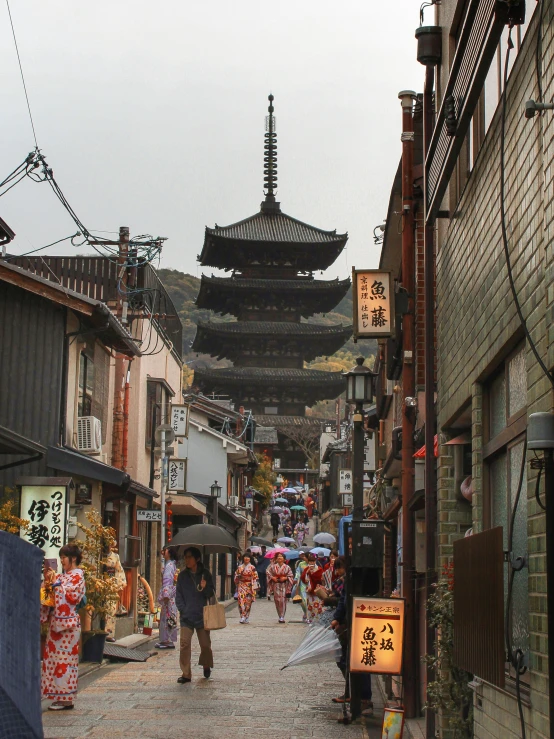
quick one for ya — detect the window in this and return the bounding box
[484,344,528,672]
[78,345,95,417]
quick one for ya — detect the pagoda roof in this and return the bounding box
[194,367,343,385]
[199,209,347,271]
[254,414,326,429]
[195,274,351,318]
[194,320,352,338]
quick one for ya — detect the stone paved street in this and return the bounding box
[42,597,376,739]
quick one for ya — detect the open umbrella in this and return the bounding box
[274,497,289,504]
[268,506,284,513]
[281,624,342,669]
[284,550,300,560]
[282,487,298,494]
[250,536,274,547]
[290,505,307,511]
[265,547,289,558]
[249,546,262,554]
[171,523,240,554]
[310,547,331,557]
[277,536,296,545]
[313,532,337,545]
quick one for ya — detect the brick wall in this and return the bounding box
[436,4,553,737]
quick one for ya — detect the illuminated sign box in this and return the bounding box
[349,596,405,674]
[352,268,394,340]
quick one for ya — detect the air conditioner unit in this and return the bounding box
[228,495,239,508]
[77,416,102,455]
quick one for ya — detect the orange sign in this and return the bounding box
[349,596,405,674]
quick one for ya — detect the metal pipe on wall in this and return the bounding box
[399,89,417,719]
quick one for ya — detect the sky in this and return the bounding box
[0,1,424,281]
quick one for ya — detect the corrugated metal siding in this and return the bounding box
[0,283,65,486]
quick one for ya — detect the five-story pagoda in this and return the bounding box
[193,95,351,470]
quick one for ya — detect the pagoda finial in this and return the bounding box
[261,93,281,214]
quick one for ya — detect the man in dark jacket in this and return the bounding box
[175,547,215,683]
[270,511,280,537]
[255,545,269,598]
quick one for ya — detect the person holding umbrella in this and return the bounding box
[266,551,294,623]
[175,547,215,683]
[234,552,259,623]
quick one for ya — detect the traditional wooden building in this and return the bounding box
[193,95,351,476]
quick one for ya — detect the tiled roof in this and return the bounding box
[253,415,326,428]
[199,275,351,292]
[196,320,352,337]
[206,210,346,244]
[194,367,344,387]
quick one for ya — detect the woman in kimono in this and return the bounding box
[266,552,294,623]
[41,544,86,711]
[294,521,308,547]
[234,552,259,623]
[301,553,324,623]
[293,551,309,623]
[156,546,179,649]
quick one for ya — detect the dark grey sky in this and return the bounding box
[1,1,424,280]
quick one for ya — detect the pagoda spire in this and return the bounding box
[261,93,281,214]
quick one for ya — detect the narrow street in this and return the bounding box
[42,598,372,739]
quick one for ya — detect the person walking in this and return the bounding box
[301,553,324,623]
[293,551,309,623]
[156,546,179,649]
[175,547,215,683]
[266,552,294,623]
[294,521,308,547]
[41,544,86,711]
[255,545,269,598]
[270,510,281,537]
[234,553,259,623]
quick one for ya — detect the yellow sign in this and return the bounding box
[352,268,394,339]
[349,596,405,674]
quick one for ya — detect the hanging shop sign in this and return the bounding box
[170,404,189,437]
[339,468,353,494]
[352,268,394,340]
[349,596,405,675]
[137,510,162,522]
[19,478,71,570]
[168,459,187,492]
[342,494,353,507]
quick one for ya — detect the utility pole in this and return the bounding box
[111,226,130,470]
[399,90,417,718]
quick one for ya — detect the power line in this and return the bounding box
[5,0,39,149]
[2,233,80,261]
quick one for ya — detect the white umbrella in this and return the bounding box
[277,536,296,545]
[282,487,298,494]
[313,532,336,545]
[281,624,342,669]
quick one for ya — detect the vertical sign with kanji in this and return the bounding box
[170,404,189,437]
[339,468,353,495]
[352,268,394,340]
[168,459,186,492]
[349,596,405,674]
[20,485,69,570]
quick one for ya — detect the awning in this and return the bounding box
[413,435,439,459]
[0,425,46,471]
[47,446,129,487]
[127,479,157,500]
[171,495,207,517]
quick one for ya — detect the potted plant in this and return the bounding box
[77,509,122,662]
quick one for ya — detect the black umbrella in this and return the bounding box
[171,524,240,554]
[249,536,274,547]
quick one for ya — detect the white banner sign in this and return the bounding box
[20,485,68,569]
[342,494,353,507]
[170,405,189,437]
[137,509,162,522]
[168,459,187,491]
[353,268,394,339]
[339,468,353,494]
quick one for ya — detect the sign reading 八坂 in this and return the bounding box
[20,484,69,569]
[349,596,405,674]
[352,268,394,339]
[168,459,187,492]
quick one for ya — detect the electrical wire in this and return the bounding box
[500,24,554,389]
[5,0,39,149]
[2,233,80,261]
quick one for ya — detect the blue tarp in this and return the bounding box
[0,530,44,738]
[337,514,353,556]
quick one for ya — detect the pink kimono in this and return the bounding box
[41,568,86,705]
[266,562,294,620]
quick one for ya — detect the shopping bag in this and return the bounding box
[203,597,227,630]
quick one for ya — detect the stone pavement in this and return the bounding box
[42,597,377,739]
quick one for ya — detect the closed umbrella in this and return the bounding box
[313,532,337,545]
[281,624,342,669]
[171,523,240,554]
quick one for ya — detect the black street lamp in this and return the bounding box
[210,480,222,528]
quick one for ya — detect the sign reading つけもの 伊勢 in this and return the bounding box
[352,269,394,339]
[20,484,69,570]
[349,596,405,675]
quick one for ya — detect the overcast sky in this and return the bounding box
[0,1,424,280]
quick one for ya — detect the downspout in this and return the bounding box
[423,63,437,739]
[122,359,132,472]
[399,89,417,719]
[111,353,125,469]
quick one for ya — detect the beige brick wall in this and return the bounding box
[436,3,553,737]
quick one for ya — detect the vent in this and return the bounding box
[77,416,102,454]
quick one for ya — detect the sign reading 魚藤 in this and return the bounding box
[170,404,189,437]
[20,485,69,570]
[352,268,394,340]
[339,468,353,495]
[168,459,187,492]
[349,596,405,674]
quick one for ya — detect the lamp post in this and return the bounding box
[342,356,375,721]
[210,480,222,528]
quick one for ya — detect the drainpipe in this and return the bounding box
[423,64,437,739]
[122,359,132,471]
[399,89,417,719]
